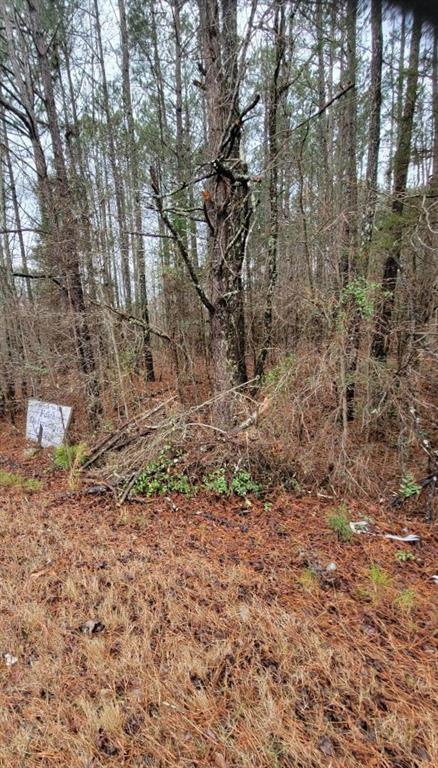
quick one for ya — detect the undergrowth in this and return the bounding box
[132,452,261,499]
[54,443,88,470]
[0,469,41,493]
[327,504,352,542]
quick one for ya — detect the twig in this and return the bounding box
[292,82,355,134]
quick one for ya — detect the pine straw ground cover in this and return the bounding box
[0,430,437,768]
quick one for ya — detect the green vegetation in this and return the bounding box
[395,550,415,563]
[53,443,88,491]
[133,451,194,497]
[341,277,380,320]
[53,443,88,470]
[0,469,41,493]
[231,470,261,497]
[327,504,352,542]
[394,588,416,613]
[202,467,228,495]
[297,567,319,592]
[399,473,421,499]
[202,467,261,497]
[133,455,261,499]
[368,564,391,596]
[262,354,295,388]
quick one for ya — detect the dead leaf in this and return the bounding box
[213,753,226,768]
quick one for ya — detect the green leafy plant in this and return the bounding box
[262,354,295,388]
[133,451,193,497]
[327,504,352,542]
[399,473,421,499]
[231,470,261,497]
[202,468,228,495]
[341,277,379,320]
[0,469,41,493]
[203,467,261,497]
[395,550,415,563]
[54,443,88,470]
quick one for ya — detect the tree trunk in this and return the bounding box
[118,0,155,381]
[27,0,101,425]
[371,12,422,361]
[255,0,285,381]
[340,0,360,421]
[360,0,382,275]
[93,0,132,312]
[198,0,251,407]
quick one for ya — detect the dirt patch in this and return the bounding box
[0,427,437,767]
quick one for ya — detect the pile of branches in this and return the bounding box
[82,386,273,502]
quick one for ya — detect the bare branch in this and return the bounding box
[149,165,215,315]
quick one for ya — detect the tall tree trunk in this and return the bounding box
[361,0,382,275]
[371,12,422,361]
[199,0,251,407]
[255,0,285,381]
[416,27,438,325]
[340,0,360,422]
[27,0,101,425]
[118,0,155,381]
[93,0,132,312]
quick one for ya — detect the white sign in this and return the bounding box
[26,399,72,448]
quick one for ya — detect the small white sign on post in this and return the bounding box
[26,399,73,448]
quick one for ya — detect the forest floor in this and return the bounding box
[0,423,437,768]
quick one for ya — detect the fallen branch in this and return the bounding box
[82,397,176,470]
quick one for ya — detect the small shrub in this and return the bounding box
[394,588,416,613]
[133,451,194,497]
[395,550,415,563]
[341,277,379,320]
[327,504,352,542]
[231,470,261,497]
[297,567,319,591]
[0,469,41,493]
[54,443,88,470]
[369,564,391,590]
[399,473,421,499]
[202,468,228,495]
[263,354,295,388]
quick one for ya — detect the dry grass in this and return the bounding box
[0,429,437,767]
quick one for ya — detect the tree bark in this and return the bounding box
[93,0,132,312]
[255,0,285,381]
[27,0,101,425]
[361,0,382,275]
[371,12,422,361]
[118,0,155,380]
[199,0,251,406]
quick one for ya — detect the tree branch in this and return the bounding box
[149,166,215,315]
[11,270,67,293]
[89,297,173,344]
[292,82,355,134]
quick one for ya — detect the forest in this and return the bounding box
[0,0,437,492]
[0,1,437,767]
